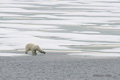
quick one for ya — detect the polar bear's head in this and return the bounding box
[41,50,46,54]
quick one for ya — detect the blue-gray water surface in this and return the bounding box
[0,0,120,54]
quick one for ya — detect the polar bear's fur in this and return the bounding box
[25,43,46,55]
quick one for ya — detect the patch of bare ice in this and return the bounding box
[68,53,120,57]
[0,53,29,57]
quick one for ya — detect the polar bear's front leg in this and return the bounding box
[32,50,37,55]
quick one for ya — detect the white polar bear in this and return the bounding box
[25,43,46,55]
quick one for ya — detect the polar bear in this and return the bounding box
[25,43,46,55]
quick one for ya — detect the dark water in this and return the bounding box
[0,0,120,54]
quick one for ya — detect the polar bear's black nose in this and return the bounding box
[42,51,46,54]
